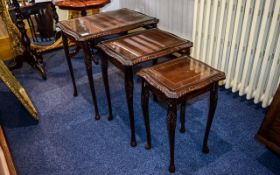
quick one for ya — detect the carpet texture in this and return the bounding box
[0,49,280,175]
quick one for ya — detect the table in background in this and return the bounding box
[53,0,110,17]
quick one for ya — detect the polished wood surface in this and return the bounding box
[98,29,193,66]
[99,29,192,147]
[256,84,280,155]
[0,127,17,175]
[53,0,109,10]
[58,8,159,42]
[138,56,225,172]
[60,9,159,120]
[138,56,225,98]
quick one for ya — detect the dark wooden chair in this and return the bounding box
[6,0,59,79]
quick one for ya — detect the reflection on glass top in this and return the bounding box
[146,57,220,91]
[106,29,187,60]
[59,8,156,38]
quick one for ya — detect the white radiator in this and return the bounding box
[119,0,280,108]
[193,0,280,107]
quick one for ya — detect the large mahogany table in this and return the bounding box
[97,29,193,147]
[57,9,159,120]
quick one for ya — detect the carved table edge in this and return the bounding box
[97,42,192,66]
[137,56,226,99]
[57,19,159,42]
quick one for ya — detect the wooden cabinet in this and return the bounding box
[256,84,280,155]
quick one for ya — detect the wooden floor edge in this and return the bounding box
[0,126,17,175]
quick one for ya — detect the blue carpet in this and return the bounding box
[0,49,280,175]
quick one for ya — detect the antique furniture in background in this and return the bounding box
[256,84,280,155]
[53,0,110,17]
[58,8,159,121]
[10,1,58,43]
[0,0,25,60]
[98,29,193,147]
[137,56,226,172]
[2,0,60,79]
[0,126,17,175]
[0,60,38,120]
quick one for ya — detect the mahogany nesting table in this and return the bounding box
[57,9,158,120]
[97,29,193,147]
[137,56,226,172]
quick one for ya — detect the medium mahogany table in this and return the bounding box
[137,56,226,172]
[97,29,193,147]
[53,0,110,16]
[57,9,159,120]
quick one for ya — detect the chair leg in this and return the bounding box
[180,102,186,133]
[141,81,151,149]
[167,102,177,173]
[101,55,113,121]
[202,83,218,153]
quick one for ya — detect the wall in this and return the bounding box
[119,0,194,40]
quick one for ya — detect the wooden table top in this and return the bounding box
[138,56,226,98]
[98,28,193,66]
[57,8,159,42]
[52,0,110,10]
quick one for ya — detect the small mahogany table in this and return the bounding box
[53,0,110,16]
[57,9,158,120]
[97,29,193,147]
[137,56,226,172]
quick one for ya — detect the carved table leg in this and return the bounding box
[62,33,78,96]
[202,82,218,153]
[82,42,101,120]
[101,54,113,121]
[180,102,186,133]
[141,81,151,149]
[124,66,137,147]
[167,101,177,173]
